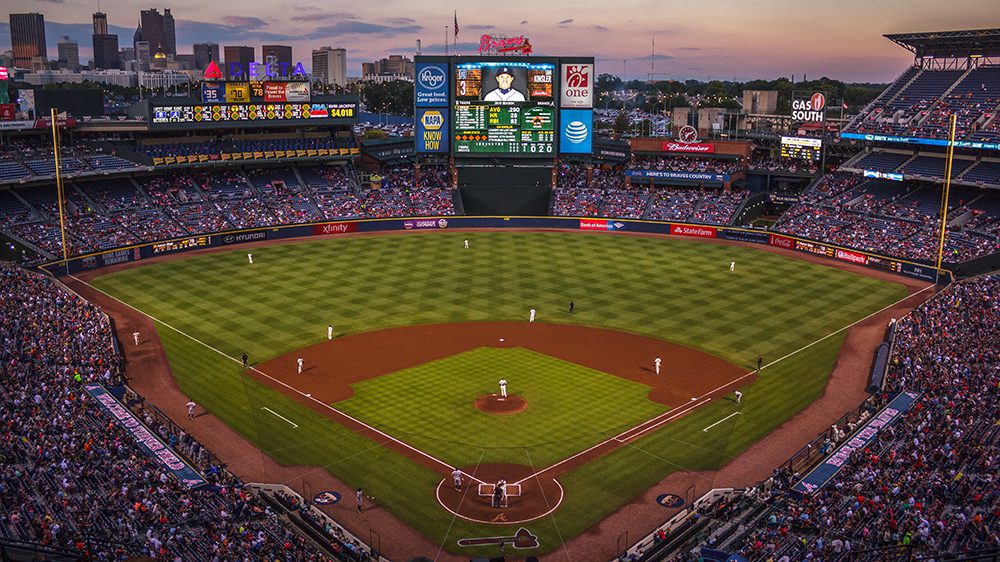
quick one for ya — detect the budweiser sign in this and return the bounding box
[662,142,715,153]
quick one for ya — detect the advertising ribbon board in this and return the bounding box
[625,170,730,182]
[83,383,209,489]
[670,224,717,238]
[793,391,921,495]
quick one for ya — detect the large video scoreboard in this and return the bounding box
[415,55,595,157]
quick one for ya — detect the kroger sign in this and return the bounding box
[415,63,449,106]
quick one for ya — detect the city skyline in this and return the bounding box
[2,0,998,81]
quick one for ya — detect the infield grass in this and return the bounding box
[89,231,910,556]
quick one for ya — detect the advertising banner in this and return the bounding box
[560,109,593,154]
[225,83,251,103]
[311,222,358,235]
[201,82,225,103]
[792,92,826,122]
[416,108,448,153]
[719,229,769,243]
[264,82,311,102]
[840,132,1000,152]
[835,248,868,265]
[793,391,921,495]
[579,219,624,231]
[83,384,208,489]
[221,230,268,244]
[402,218,449,230]
[768,233,795,250]
[670,224,717,238]
[662,142,715,153]
[863,170,904,181]
[626,170,730,182]
[561,64,593,108]
[415,63,449,107]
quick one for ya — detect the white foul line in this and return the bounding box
[69,275,490,487]
[261,407,299,428]
[702,412,741,432]
[74,275,935,493]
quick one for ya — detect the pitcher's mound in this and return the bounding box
[475,394,527,415]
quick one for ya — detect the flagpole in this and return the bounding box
[935,113,957,275]
[50,108,69,269]
[445,26,449,55]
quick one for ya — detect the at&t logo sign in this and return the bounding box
[418,66,446,90]
[565,121,589,144]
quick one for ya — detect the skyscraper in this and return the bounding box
[163,9,176,56]
[93,12,108,35]
[9,13,47,68]
[57,36,80,71]
[93,34,121,70]
[223,46,255,79]
[194,43,220,70]
[262,45,293,76]
[139,9,176,58]
[312,47,347,87]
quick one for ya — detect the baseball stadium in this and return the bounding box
[1,14,999,562]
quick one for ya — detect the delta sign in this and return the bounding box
[202,60,308,80]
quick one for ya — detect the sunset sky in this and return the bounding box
[3,0,997,82]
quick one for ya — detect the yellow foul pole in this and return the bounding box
[935,114,957,272]
[50,108,69,264]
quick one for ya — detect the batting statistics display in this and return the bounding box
[453,61,556,155]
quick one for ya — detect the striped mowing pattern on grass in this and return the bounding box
[90,232,910,555]
[335,347,668,468]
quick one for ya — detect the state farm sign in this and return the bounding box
[662,142,715,153]
[561,64,593,108]
[670,224,717,238]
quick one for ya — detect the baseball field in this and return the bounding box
[85,231,911,557]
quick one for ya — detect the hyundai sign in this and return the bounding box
[560,109,592,154]
[415,63,449,106]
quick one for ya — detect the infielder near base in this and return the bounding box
[529,308,536,322]
[654,356,662,375]
[499,378,508,398]
[452,468,463,491]
[297,356,303,374]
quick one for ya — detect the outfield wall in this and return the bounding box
[42,216,946,283]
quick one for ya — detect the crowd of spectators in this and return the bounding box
[629,155,743,176]
[0,163,456,259]
[734,275,999,561]
[774,174,1000,263]
[0,262,347,561]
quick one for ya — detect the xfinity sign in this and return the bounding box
[791,92,826,122]
[415,63,449,106]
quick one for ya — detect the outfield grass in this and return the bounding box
[335,347,668,467]
[90,232,909,556]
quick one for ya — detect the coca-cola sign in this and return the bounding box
[662,142,715,153]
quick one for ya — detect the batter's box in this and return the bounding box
[479,484,521,507]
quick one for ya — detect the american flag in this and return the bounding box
[454,11,459,37]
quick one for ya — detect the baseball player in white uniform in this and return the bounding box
[483,67,526,102]
[133,331,140,345]
[529,308,536,322]
[248,253,254,264]
[730,261,735,272]
[464,239,469,249]
[654,356,662,375]
[186,400,196,419]
[499,378,508,398]
[734,390,743,404]
[327,324,333,340]
[297,356,303,374]
[452,468,463,491]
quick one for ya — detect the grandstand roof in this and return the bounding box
[885,28,1000,58]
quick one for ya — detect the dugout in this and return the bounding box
[457,163,553,216]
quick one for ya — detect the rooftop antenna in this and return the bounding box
[416,39,422,55]
[650,37,654,82]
